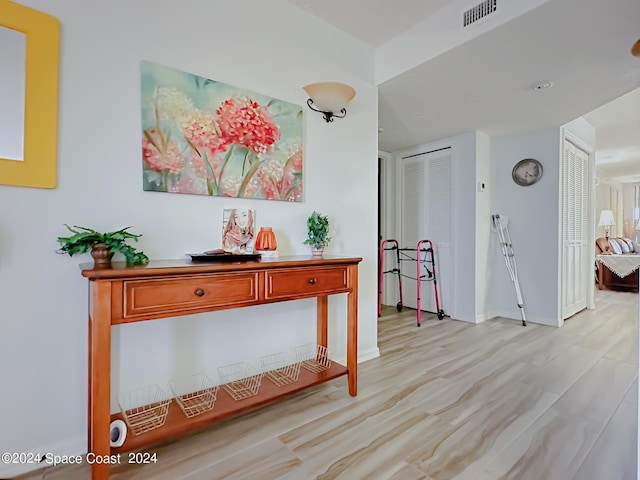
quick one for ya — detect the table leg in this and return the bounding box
[317,296,328,348]
[347,264,358,396]
[88,281,112,480]
[598,262,604,290]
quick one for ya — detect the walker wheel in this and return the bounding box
[437,310,445,320]
[396,302,403,312]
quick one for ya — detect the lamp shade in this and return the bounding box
[303,82,356,113]
[598,209,615,227]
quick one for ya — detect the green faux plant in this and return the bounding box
[56,225,149,265]
[303,211,331,249]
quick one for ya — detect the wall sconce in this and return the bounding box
[303,82,356,123]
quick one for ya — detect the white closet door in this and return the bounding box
[562,140,589,319]
[399,149,452,314]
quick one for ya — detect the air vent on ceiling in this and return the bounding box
[463,0,497,27]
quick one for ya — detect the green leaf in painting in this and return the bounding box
[283,172,303,200]
[144,129,163,153]
[217,144,236,181]
[237,159,266,198]
[202,151,215,196]
[184,136,201,157]
[144,170,163,187]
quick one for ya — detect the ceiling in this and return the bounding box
[583,87,640,183]
[289,0,640,182]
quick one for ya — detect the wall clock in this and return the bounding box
[512,158,543,186]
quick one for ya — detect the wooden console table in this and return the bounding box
[81,255,361,479]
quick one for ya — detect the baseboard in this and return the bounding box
[0,435,86,478]
[333,346,380,366]
[488,309,561,327]
[358,347,381,363]
[451,313,490,324]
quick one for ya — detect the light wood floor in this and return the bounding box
[20,289,638,480]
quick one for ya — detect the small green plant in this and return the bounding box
[303,211,331,249]
[56,225,149,265]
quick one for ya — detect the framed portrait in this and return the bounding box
[222,208,256,253]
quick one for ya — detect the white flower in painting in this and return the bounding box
[151,87,194,121]
[220,175,259,198]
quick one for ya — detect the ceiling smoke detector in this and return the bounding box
[532,81,554,91]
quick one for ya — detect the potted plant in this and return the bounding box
[303,211,331,257]
[57,225,149,267]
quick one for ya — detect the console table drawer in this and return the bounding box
[124,273,259,317]
[265,266,348,300]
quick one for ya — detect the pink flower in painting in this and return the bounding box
[216,97,280,154]
[282,149,302,194]
[257,148,303,201]
[169,175,208,195]
[142,135,185,174]
[290,150,302,171]
[179,110,229,158]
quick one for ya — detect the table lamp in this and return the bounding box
[598,209,615,248]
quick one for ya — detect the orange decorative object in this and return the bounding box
[255,227,277,251]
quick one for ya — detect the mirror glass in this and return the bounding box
[0,26,26,161]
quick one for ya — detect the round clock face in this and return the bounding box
[512,158,543,186]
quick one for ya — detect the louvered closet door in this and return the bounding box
[399,150,452,314]
[562,140,589,319]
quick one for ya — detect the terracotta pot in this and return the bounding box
[255,227,277,251]
[91,243,114,267]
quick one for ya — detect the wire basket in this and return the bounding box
[218,362,263,401]
[119,384,171,435]
[169,373,219,418]
[294,344,332,373]
[260,352,301,387]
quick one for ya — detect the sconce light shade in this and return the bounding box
[632,38,640,57]
[597,209,615,227]
[303,82,356,122]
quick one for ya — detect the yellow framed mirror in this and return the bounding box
[0,0,59,189]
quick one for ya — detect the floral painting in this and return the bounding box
[140,61,303,201]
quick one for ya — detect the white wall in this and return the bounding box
[596,180,623,237]
[0,1,378,476]
[622,183,639,239]
[475,131,492,321]
[489,128,561,326]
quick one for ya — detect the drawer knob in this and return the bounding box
[308,278,316,285]
[195,288,205,297]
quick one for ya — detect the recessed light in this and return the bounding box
[532,81,554,91]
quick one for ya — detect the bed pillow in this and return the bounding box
[622,238,635,252]
[618,238,631,253]
[608,238,623,254]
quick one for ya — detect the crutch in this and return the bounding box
[491,214,527,326]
